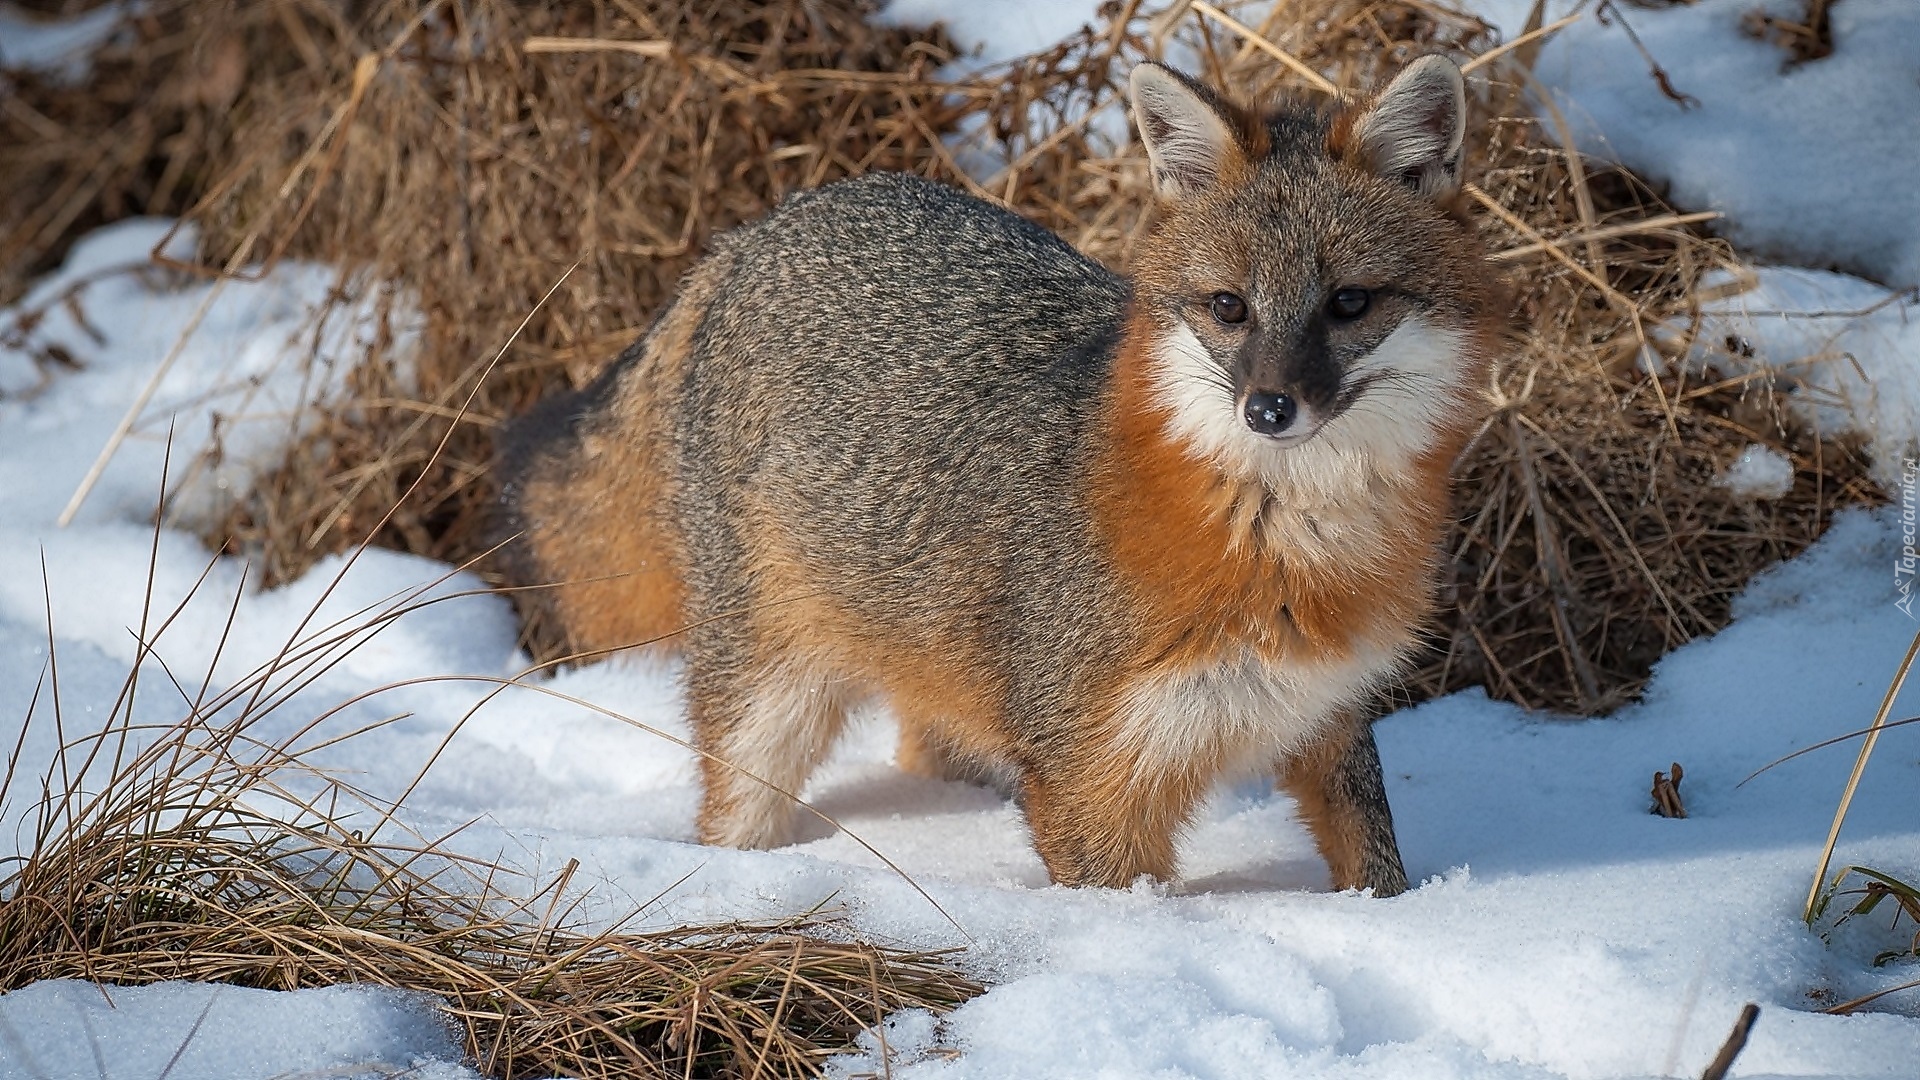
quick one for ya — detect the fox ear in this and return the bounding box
[1351,55,1466,196]
[1129,63,1243,201]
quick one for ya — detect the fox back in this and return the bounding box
[495,56,1508,892]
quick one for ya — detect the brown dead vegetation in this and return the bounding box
[1744,0,1840,64]
[1,0,1883,718]
[0,531,978,1078]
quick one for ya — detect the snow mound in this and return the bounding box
[1531,0,1920,289]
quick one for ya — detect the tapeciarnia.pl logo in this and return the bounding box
[1898,458,1918,618]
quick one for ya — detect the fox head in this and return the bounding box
[1125,57,1506,497]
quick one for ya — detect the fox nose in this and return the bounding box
[1242,391,1298,436]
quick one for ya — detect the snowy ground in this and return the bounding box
[1526,0,1920,292]
[0,981,471,1080]
[3,1,1919,1078]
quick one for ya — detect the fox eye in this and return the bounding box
[1327,287,1371,320]
[1210,292,1249,325]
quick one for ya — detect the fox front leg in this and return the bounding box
[1278,712,1410,896]
[1016,748,1211,888]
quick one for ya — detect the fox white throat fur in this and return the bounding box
[1149,316,1475,509]
[493,54,1511,895]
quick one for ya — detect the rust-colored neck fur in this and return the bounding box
[1093,315,1464,675]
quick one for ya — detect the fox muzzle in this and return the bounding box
[1242,391,1298,435]
[1237,328,1340,443]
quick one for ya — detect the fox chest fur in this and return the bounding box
[493,56,1507,891]
[1089,320,1460,779]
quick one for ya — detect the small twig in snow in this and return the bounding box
[1699,1003,1759,1080]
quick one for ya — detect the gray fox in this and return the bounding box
[494,56,1508,893]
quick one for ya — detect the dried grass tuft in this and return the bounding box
[8,0,1886,713]
[1,505,978,1078]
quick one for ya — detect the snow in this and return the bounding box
[1719,444,1796,501]
[1690,267,1920,488]
[1488,0,1920,487]
[0,2,131,82]
[1520,0,1920,291]
[1,2,1918,1078]
[878,0,1107,69]
[875,0,1144,184]
[0,218,416,530]
[0,980,474,1080]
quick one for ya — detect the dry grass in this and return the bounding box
[1796,628,1920,1017]
[1735,627,1920,1016]
[0,476,978,1077]
[0,0,296,305]
[1744,0,1839,64]
[1698,1003,1760,1080]
[1816,866,1920,962]
[1812,864,1920,1015]
[2,0,1886,719]
[189,0,973,587]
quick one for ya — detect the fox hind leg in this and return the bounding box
[692,658,849,850]
[1278,711,1409,896]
